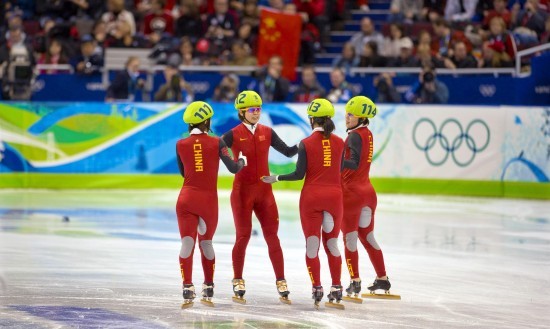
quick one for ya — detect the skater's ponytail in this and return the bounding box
[310,116,335,138]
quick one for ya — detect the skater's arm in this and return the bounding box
[270,128,298,157]
[342,132,362,170]
[277,143,306,181]
[221,130,234,148]
[176,146,184,177]
[219,139,245,174]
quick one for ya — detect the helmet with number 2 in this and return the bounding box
[235,90,263,110]
[183,101,214,124]
[345,96,377,119]
[307,98,335,118]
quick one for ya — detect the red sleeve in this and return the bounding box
[505,33,516,58]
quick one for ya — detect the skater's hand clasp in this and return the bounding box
[261,175,279,184]
[238,152,247,166]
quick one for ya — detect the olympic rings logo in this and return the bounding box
[412,118,490,167]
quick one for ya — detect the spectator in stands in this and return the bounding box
[326,67,354,103]
[106,20,148,48]
[38,38,69,74]
[448,40,478,68]
[374,73,401,103]
[381,23,406,58]
[293,65,326,102]
[359,41,387,67]
[293,0,329,44]
[444,0,479,23]
[332,42,360,76]
[417,29,432,48]
[479,39,513,67]
[541,15,550,43]
[475,0,494,22]
[422,0,445,22]
[101,0,136,36]
[349,17,384,56]
[405,66,449,103]
[255,55,290,102]
[36,0,79,21]
[241,0,260,29]
[143,0,174,44]
[432,18,472,58]
[92,20,107,49]
[482,0,512,29]
[236,23,258,54]
[389,37,420,67]
[205,0,238,53]
[227,39,257,67]
[283,2,320,65]
[512,0,548,39]
[175,36,200,66]
[416,43,445,67]
[212,73,240,102]
[70,34,103,75]
[389,0,424,23]
[175,0,203,43]
[0,25,36,100]
[487,16,516,58]
[106,56,145,101]
[154,62,194,102]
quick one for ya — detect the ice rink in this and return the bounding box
[1,189,549,328]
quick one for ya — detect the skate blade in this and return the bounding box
[325,301,345,310]
[232,296,247,304]
[200,299,215,307]
[181,302,194,309]
[279,297,292,305]
[314,302,320,310]
[342,296,363,304]
[361,292,401,300]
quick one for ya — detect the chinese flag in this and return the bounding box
[257,9,302,81]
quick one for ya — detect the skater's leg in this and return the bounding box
[342,207,361,280]
[231,188,254,279]
[357,205,387,278]
[255,191,285,280]
[197,212,218,284]
[321,210,342,286]
[300,208,323,287]
[177,210,199,285]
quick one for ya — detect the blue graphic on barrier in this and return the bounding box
[412,118,490,167]
[501,151,549,182]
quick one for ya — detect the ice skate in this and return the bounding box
[342,279,363,304]
[200,283,215,307]
[362,277,401,300]
[232,278,247,304]
[276,279,291,304]
[325,285,345,310]
[181,284,196,309]
[312,286,324,310]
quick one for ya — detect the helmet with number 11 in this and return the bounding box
[183,101,214,129]
[345,96,377,119]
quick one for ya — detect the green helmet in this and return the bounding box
[183,101,214,124]
[234,90,262,110]
[345,96,377,118]
[307,98,335,118]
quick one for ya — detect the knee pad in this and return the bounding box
[366,232,381,250]
[200,240,215,260]
[322,211,334,233]
[306,236,320,259]
[198,217,207,235]
[345,231,358,252]
[358,207,372,229]
[326,238,341,257]
[179,236,195,259]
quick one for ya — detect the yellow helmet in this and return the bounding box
[345,96,377,118]
[307,98,335,118]
[183,101,214,124]
[235,90,262,110]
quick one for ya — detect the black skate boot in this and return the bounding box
[181,284,196,309]
[232,278,246,304]
[276,279,291,304]
[325,285,345,309]
[343,279,363,303]
[312,286,324,309]
[200,283,215,307]
[362,277,401,300]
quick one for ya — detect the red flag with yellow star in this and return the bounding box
[257,9,302,81]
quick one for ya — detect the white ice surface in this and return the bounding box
[0,190,549,328]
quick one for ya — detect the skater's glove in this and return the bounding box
[261,175,279,184]
[238,151,247,166]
